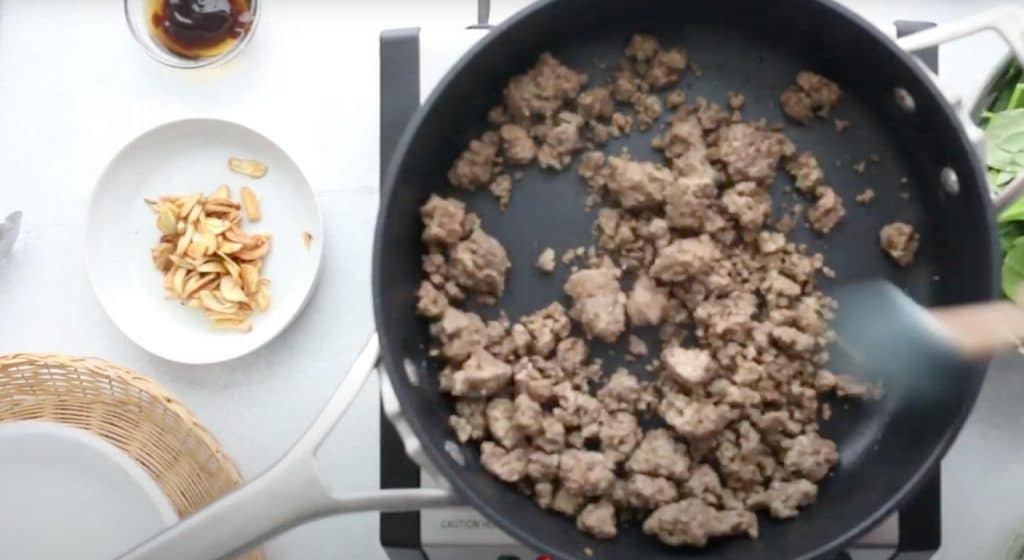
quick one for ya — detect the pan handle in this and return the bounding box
[897,5,1024,210]
[896,5,1024,67]
[116,334,459,560]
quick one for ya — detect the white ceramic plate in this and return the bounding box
[88,118,324,364]
[0,421,177,560]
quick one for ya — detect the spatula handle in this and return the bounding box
[932,301,1024,360]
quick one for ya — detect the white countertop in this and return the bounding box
[0,0,1021,559]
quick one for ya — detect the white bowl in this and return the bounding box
[0,421,178,560]
[87,118,324,364]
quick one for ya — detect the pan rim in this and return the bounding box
[374,0,997,557]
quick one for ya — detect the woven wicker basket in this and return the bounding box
[0,353,263,560]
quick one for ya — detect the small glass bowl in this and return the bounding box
[124,0,261,69]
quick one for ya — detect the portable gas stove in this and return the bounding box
[378,9,942,560]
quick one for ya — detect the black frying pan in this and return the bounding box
[376,1,996,558]
[121,1,1020,559]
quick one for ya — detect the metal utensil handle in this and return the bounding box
[118,335,458,560]
[897,5,1024,65]
[476,0,491,27]
[897,4,1024,210]
[0,211,22,262]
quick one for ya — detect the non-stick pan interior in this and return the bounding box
[375,0,996,558]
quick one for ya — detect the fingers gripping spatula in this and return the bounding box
[833,281,1018,391]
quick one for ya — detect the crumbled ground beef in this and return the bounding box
[536,247,556,272]
[420,195,467,246]
[627,275,669,326]
[785,152,824,193]
[880,221,919,267]
[448,132,500,190]
[416,281,448,318]
[626,428,690,480]
[577,500,618,539]
[504,53,588,120]
[660,394,734,441]
[856,188,876,204]
[807,186,846,234]
[489,174,513,210]
[715,123,795,185]
[626,33,660,63]
[647,50,688,90]
[633,93,664,131]
[500,124,537,165]
[780,86,813,123]
[432,307,487,363]
[628,334,649,356]
[728,91,746,110]
[449,398,487,443]
[749,479,818,519]
[722,181,771,231]
[564,266,627,342]
[418,38,882,550]
[519,303,572,358]
[783,433,839,482]
[449,228,510,298]
[538,114,584,170]
[797,71,842,115]
[480,442,527,482]
[662,347,713,386]
[596,368,642,412]
[780,70,843,123]
[604,156,673,209]
[643,499,757,547]
[599,411,643,462]
[577,87,615,121]
[452,348,512,397]
[666,89,686,108]
[650,235,719,282]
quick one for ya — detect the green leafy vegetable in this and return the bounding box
[983,63,1024,298]
[1000,222,1024,254]
[1010,83,1024,110]
[999,196,1024,225]
[1003,242,1024,299]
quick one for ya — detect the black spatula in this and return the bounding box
[832,281,1016,393]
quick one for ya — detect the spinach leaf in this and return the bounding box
[997,170,1017,188]
[988,64,1024,114]
[988,147,1019,173]
[999,221,1024,253]
[999,196,1024,225]
[1003,242,1024,298]
[985,110,1024,186]
[986,109,1024,152]
[981,63,1024,299]
[989,167,1005,188]
[1012,84,1024,109]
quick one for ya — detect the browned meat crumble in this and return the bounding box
[536,248,557,273]
[780,71,842,123]
[855,188,876,205]
[880,222,919,267]
[807,186,846,234]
